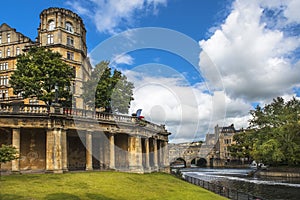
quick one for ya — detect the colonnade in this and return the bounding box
[7,127,169,173]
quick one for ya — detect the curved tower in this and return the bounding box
[38,7,91,108]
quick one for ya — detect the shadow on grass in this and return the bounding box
[86,193,117,200]
[44,193,81,200]
[44,193,117,200]
[0,194,26,200]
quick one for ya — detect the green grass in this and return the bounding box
[0,172,227,200]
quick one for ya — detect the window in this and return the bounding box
[67,36,74,46]
[0,89,8,99]
[47,34,54,44]
[65,22,73,33]
[16,47,20,56]
[72,66,76,77]
[7,33,10,43]
[0,63,8,70]
[0,76,8,85]
[0,35,2,44]
[67,51,74,60]
[7,48,10,57]
[49,20,55,31]
[0,50,2,58]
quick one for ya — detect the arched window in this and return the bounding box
[49,20,55,31]
[65,22,74,33]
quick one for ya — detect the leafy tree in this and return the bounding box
[81,61,134,114]
[10,46,74,106]
[0,144,18,177]
[228,130,255,162]
[248,97,300,166]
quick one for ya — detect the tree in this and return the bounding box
[10,46,74,106]
[81,61,134,114]
[0,144,18,177]
[228,131,254,162]
[248,97,300,166]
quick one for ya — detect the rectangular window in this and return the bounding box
[7,48,10,57]
[0,62,8,70]
[0,89,8,99]
[7,33,10,43]
[0,35,2,44]
[0,50,2,58]
[67,36,74,46]
[47,34,54,44]
[0,76,8,85]
[16,47,20,56]
[67,51,74,60]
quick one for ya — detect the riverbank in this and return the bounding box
[0,171,227,200]
[257,167,300,178]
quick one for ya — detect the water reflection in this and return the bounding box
[181,168,300,200]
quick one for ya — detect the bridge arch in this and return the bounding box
[170,157,187,168]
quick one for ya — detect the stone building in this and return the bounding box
[0,23,34,100]
[0,7,91,108]
[0,8,171,174]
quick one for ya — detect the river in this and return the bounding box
[180,168,300,200]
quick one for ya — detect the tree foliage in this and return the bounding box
[10,46,74,106]
[230,97,300,166]
[81,61,134,114]
[0,144,18,164]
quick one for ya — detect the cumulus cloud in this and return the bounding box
[123,63,252,143]
[112,54,134,65]
[199,0,300,103]
[65,0,167,34]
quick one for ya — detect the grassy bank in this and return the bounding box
[0,172,227,200]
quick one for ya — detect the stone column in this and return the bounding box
[145,138,150,170]
[11,128,20,172]
[103,135,110,169]
[109,134,115,169]
[46,128,63,173]
[128,136,143,172]
[163,141,169,167]
[159,140,164,167]
[61,129,68,172]
[153,139,158,170]
[86,131,93,171]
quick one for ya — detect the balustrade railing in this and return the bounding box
[0,104,166,132]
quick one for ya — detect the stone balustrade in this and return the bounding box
[0,103,166,134]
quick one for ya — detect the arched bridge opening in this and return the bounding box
[170,157,186,168]
[190,157,207,167]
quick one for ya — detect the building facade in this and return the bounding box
[0,8,171,174]
[0,7,92,108]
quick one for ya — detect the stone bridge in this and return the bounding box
[168,142,215,167]
[0,103,171,174]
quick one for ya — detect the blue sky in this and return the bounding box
[1,0,300,143]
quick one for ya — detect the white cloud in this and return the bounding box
[124,67,253,143]
[65,0,167,34]
[199,0,300,103]
[112,54,134,65]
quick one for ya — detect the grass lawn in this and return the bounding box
[0,172,227,200]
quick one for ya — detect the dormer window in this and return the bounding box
[49,20,55,31]
[65,22,74,33]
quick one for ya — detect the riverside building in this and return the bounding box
[0,7,170,174]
